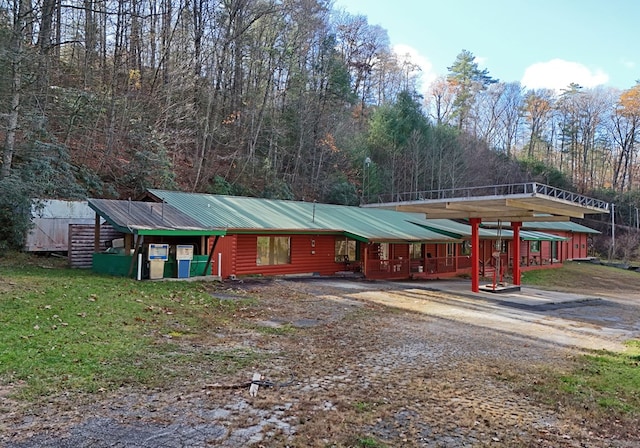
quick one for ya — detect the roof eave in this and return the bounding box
[132,228,226,236]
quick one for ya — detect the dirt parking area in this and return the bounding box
[2,277,640,447]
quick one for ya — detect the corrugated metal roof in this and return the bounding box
[413,219,569,241]
[519,230,569,241]
[410,218,501,238]
[522,221,600,234]
[313,205,456,242]
[483,220,600,234]
[88,199,224,236]
[129,189,590,242]
[32,199,95,219]
[147,190,457,243]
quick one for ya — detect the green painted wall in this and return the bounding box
[92,253,211,279]
[164,255,211,277]
[92,253,135,277]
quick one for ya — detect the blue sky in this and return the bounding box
[333,0,639,93]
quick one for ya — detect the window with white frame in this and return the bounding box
[335,238,357,262]
[446,243,455,265]
[446,243,455,257]
[409,243,422,259]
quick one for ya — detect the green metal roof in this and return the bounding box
[519,230,569,241]
[522,221,600,234]
[482,220,600,234]
[146,190,457,243]
[411,219,502,238]
[412,218,569,241]
[91,191,591,243]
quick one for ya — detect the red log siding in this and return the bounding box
[519,240,547,265]
[424,244,438,259]
[209,235,237,278]
[561,239,571,261]
[540,243,551,262]
[424,244,438,273]
[555,231,571,260]
[516,230,590,263]
[568,233,589,259]
[393,245,409,260]
[205,230,594,280]
[479,240,494,263]
[210,234,345,278]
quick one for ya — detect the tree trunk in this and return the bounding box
[2,0,27,179]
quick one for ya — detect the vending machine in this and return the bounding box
[147,243,169,279]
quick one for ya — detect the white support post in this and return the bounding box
[137,253,142,281]
[611,202,615,258]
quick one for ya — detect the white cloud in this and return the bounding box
[521,59,609,91]
[474,55,489,67]
[392,44,438,95]
[620,58,636,69]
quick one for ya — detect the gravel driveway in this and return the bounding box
[2,278,639,447]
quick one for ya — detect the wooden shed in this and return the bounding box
[25,199,95,252]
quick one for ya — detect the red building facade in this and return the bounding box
[205,227,594,281]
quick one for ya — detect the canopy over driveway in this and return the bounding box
[363,183,610,292]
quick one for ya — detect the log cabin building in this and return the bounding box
[86,187,603,285]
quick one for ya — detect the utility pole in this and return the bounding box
[611,202,615,260]
[362,157,371,204]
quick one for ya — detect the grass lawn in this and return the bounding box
[521,259,640,292]
[0,254,257,399]
[561,340,640,413]
[522,261,640,416]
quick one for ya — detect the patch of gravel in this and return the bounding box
[2,278,639,448]
[4,388,296,448]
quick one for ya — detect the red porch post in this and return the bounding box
[470,218,481,293]
[512,221,522,285]
[363,244,369,277]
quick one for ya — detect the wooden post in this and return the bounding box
[94,213,101,252]
[512,222,522,285]
[124,233,133,252]
[363,244,369,278]
[470,218,481,293]
[127,234,143,277]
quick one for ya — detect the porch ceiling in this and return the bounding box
[363,183,610,220]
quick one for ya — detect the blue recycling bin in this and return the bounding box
[177,259,191,278]
[176,245,194,278]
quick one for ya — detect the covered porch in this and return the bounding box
[363,183,610,292]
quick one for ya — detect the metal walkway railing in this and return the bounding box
[367,183,610,212]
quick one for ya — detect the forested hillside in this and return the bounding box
[1,0,639,252]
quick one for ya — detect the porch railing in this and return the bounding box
[367,256,471,278]
[364,253,560,279]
